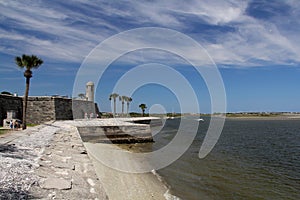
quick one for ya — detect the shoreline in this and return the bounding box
[225,115,300,120]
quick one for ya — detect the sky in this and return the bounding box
[1,0,300,113]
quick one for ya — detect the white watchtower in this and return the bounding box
[86,81,94,102]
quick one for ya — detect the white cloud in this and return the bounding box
[0,0,300,68]
[0,1,118,62]
[173,0,248,25]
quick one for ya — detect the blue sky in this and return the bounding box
[1,0,300,113]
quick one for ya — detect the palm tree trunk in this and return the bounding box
[22,77,30,129]
[126,102,129,117]
[113,98,116,116]
[121,101,124,117]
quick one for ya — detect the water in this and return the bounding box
[148,117,300,200]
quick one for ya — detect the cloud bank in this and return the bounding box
[1,0,300,67]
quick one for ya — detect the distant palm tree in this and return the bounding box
[109,93,119,116]
[139,103,147,117]
[78,93,86,100]
[119,95,127,117]
[15,54,43,129]
[125,96,132,117]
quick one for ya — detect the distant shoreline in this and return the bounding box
[224,115,300,120]
[170,113,299,120]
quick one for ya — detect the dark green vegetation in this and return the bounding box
[139,104,147,117]
[226,112,282,117]
[15,54,43,130]
[129,112,150,117]
[1,91,12,95]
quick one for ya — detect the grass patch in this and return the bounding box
[26,124,38,127]
[0,129,8,135]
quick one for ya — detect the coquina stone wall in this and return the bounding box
[26,97,56,124]
[53,97,73,120]
[0,94,23,126]
[0,95,100,126]
[72,99,98,119]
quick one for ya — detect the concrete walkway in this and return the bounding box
[0,121,107,199]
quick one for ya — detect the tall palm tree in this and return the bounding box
[125,96,132,117]
[139,103,147,117]
[109,93,119,116]
[119,95,127,117]
[15,54,43,130]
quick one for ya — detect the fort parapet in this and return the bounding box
[0,94,100,126]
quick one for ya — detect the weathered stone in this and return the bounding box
[52,162,75,170]
[0,95,22,126]
[40,178,72,190]
[0,95,100,126]
[87,178,96,186]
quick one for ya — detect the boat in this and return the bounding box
[196,118,204,122]
[169,108,175,119]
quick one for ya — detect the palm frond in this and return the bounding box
[109,93,119,100]
[15,54,43,70]
[15,56,25,68]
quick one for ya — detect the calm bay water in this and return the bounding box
[150,117,300,200]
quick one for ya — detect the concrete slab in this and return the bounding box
[84,142,168,200]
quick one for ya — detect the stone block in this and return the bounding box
[40,177,72,190]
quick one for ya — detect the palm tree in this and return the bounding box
[15,54,43,129]
[78,93,86,100]
[139,103,147,117]
[119,95,127,117]
[109,93,119,116]
[125,96,132,117]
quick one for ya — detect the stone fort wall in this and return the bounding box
[0,95,23,126]
[0,95,100,126]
